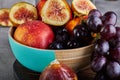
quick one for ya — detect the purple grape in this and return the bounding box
[52,27,67,34]
[91,56,107,72]
[87,16,103,32]
[94,71,111,80]
[115,27,120,41]
[91,51,99,61]
[116,42,120,48]
[100,24,116,40]
[109,37,120,48]
[109,38,116,48]
[56,31,69,42]
[109,48,120,64]
[102,11,117,25]
[88,9,102,18]
[95,39,109,55]
[67,39,80,49]
[48,41,65,49]
[54,27,70,42]
[108,27,120,48]
[73,24,90,41]
[106,61,120,79]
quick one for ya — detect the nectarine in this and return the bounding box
[14,20,55,49]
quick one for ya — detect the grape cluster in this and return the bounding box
[87,9,120,80]
[48,22,93,49]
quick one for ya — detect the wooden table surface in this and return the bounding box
[0,0,120,80]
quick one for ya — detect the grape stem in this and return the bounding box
[92,33,101,43]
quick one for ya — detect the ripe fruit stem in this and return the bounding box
[92,33,101,43]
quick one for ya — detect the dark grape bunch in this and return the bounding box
[87,9,120,80]
[48,20,94,49]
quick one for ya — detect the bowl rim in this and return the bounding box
[8,27,94,51]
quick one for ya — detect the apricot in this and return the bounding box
[65,17,81,33]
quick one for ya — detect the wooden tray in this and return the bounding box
[13,60,95,80]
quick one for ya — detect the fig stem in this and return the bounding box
[50,59,60,65]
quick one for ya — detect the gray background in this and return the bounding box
[0,0,120,80]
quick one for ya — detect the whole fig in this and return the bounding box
[40,60,78,80]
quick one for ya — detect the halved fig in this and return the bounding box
[40,60,78,80]
[72,0,96,16]
[40,0,72,26]
[0,8,14,27]
[9,2,38,26]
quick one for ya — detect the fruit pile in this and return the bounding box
[35,0,96,49]
[88,10,120,80]
[1,0,120,80]
[0,0,96,49]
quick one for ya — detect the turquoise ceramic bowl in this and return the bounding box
[8,27,56,72]
[8,27,94,72]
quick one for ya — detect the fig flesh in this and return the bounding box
[72,0,96,16]
[9,2,38,26]
[0,8,13,27]
[40,0,72,26]
[40,60,78,80]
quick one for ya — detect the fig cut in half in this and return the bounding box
[9,2,38,26]
[40,0,72,26]
[72,0,96,16]
[0,8,13,27]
